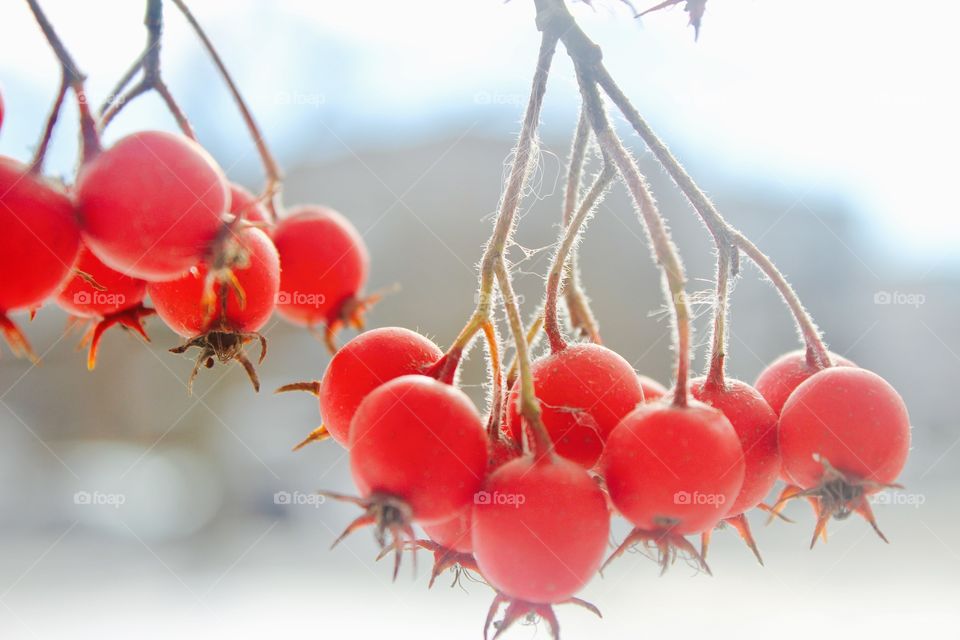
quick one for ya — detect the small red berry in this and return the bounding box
[227,183,268,226]
[472,456,609,604]
[755,348,855,415]
[55,243,154,369]
[272,205,370,347]
[506,343,644,468]
[0,156,81,358]
[76,130,228,281]
[148,225,280,391]
[639,374,668,402]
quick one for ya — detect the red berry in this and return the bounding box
[227,183,268,226]
[639,374,668,402]
[755,349,855,415]
[779,367,909,490]
[472,456,609,603]
[148,226,279,338]
[349,375,487,524]
[0,157,80,357]
[272,205,369,331]
[602,401,744,536]
[76,131,228,280]
[690,377,779,516]
[56,244,147,318]
[506,343,644,468]
[423,508,473,554]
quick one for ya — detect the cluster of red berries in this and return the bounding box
[286,325,909,636]
[1,92,372,386]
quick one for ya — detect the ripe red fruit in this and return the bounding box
[148,225,279,391]
[277,327,443,448]
[76,130,228,281]
[55,244,154,369]
[755,348,855,415]
[506,343,644,468]
[227,183,268,226]
[473,456,609,602]
[272,205,370,348]
[778,366,909,544]
[639,374,668,402]
[601,400,744,572]
[0,157,81,358]
[690,377,779,562]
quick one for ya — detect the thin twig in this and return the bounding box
[30,72,68,173]
[169,0,282,222]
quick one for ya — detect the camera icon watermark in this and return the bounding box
[873,290,925,308]
[673,490,726,506]
[275,291,326,308]
[274,90,325,108]
[474,91,525,107]
[74,291,126,307]
[73,490,126,509]
[273,490,325,508]
[869,491,925,508]
[474,490,526,508]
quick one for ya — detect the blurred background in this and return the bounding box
[1,1,957,637]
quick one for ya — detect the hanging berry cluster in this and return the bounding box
[281,2,911,637]
[1,2,912,639]
[1,0,374,390]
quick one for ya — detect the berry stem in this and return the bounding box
[481,319,504,439]
[504,312,544,390]
[559,110,603,344]
[99,0,198,141]
[25,0,101,165]
[705,244,732,388]
[170,0,283,222]
[573,65,692,407]
[589,49,832,369]
[30,72,68,173]
[543,161,614,353]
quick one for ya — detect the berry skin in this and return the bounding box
[472,455,609,604]
[506,343,644,468]
[602,400,744,536]
[320,327,442,445]
[227,183,268,226]
[148,226,279,338]
[755,349,855,415]
[639,375,668,403]
[690,377,779,517]
[272,205,369,340]
[423,508,473,555]
[56,244,147,318]
[0,157,81,357]
[349,375,488,525]
[779,367,909,490]
[76,130,228,281]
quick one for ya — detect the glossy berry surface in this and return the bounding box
[349,375,487,524]
[272,205,368,327]
[690,377,779,516]
[506,343,644,468]
[0,156,80,312]
[319,327,443,446]
[602,400,744,535]
[754,349,855,415]
[56,244,147,318]
[76,130,228,280]
[779,366,910,489]
[472,456,609,603]
[148,226,279,338]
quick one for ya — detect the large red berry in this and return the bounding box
[779,367,910,490]
[349,375,487,524]
[148,226,279,338]
[755,349,855,415]
[56,244,147,318]
[690,377,779,516]
[0,157,80,313]
[506,343,644,468]
[227,183,268,226]
[423,508,473,554]
[472,456,609,603]
[272,205,368,328]
[76,131,228,280]
[317,327,442,446]
[602,401,744,535]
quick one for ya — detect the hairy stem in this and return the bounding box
[505,312,544,390]
[705,245,732,388]
[26,0,100,164]
[544,162,615,353]
[481,319,504,439]
[170,0,283,222]
[576,68,691,407]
